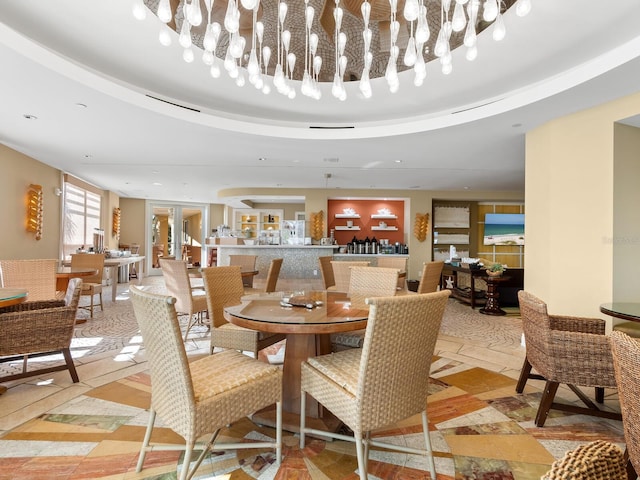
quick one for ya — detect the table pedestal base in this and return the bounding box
[479,275,509,316]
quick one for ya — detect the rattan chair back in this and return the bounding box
[348,266,398,309]
[541,440,627,480]
[417,261,444,293]
[330,261,370,293]
[263,258,283,293]
[318,256,335,289]
[0,278,82,383]
[159,258,208,340]
[0,258,58,301]
[229,255,257,287]
[610,330,640,478]
[376,257,407,289]
[129,285,283,480]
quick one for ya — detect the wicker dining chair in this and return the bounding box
[376,256,407,290]
[300,290,451,480]
[228,254,258,287]
[330,260,370,293]
[0,258,58,301]
[515,291,620,427]
[129,285,283,480]
[540,440,627,480]
[0,278,82,384]
[330,266,399,351]
[609,331,640,480]
[245,258,283,294]
[159,259,208,341]
[201,266,286,356]
[417,261,445,294]
[318,256,335,290]
[70,253,105,318]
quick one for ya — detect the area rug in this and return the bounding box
[0,353,625,480]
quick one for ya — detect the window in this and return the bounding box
[62,179,102,259]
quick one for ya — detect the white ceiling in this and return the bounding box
[1,0,640,207]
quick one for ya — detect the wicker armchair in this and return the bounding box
[515,291,620,427]
[70,253,105,318]
[609,331,640,480]
[0,278,82,384]
[300,290,450,480]
[159,259,208,341]
[228,254,257,287]
[318,256,335,290]
[201,266,285,356]
[245,258,283,294]
[0,258,58,301]
[417,261,444,294]
[330,260,370,293]
[330,266,399,351]
[129,285,282,480]
[541,440,627,480]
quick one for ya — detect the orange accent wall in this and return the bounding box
[328,199,405,245]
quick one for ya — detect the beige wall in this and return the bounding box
[0,144,62,260]
[525,91,640,320]
[613,123,640,301]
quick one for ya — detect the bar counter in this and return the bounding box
[215,245,338,279]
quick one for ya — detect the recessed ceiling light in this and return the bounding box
[23,114,38,120]
[512,123,522,128]
[394,160,402,163]
[84,154,92,158]
[75,103,87,108]
[152,170,159,174]
[258,157,266,161]
[152,182,162,186]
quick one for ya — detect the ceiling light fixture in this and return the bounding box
[135,0,531,101]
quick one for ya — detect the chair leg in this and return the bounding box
[61,348,79,383]
[354,432,367,480]
[179,442,194,480]
[422,410,437,479]
[535,381,560,427]
[516,357,532,393]
[275,400,283,464]
[299,391,307,449]
[136,409,156,473]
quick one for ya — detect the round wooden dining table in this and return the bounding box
[56,266,98,292]
[225,290,369,432]
[0,288,28,309]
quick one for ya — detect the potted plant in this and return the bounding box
[487,263,505,277]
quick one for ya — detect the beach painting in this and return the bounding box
[483,213,525,246]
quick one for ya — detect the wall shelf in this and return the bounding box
[371,214,397,219]
[335,226,361,231]
[371,226,398,231]
[335,213,361,218]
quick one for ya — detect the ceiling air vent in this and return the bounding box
[145,94,201,113]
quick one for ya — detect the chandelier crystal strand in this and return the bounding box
[464,0,479,61]
[359,0,372,98]
[412,0,428,86]
[385,0,400,93]
[332,0,346,100]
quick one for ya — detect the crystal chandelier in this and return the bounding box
[133,0,532,101]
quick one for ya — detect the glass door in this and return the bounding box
[146,202,208,276]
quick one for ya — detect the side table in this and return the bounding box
[479,275,511,316]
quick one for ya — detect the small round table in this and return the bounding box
[479,275,510,316]
[56,266,98,292]
[600,303,640,322]
[0,288,28,309]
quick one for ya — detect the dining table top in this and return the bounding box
[56,266,99,277]
[224,290,370,335]
[0,288,28,309]
[600,302,640,322]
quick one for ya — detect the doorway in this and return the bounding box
[146,202,208,276]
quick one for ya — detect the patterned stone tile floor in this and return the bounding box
[0,276,625,479]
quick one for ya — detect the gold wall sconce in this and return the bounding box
[26,184,43,240]
[112,207,121,239]
[413,212,429,242]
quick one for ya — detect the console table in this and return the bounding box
[442,264,524,310]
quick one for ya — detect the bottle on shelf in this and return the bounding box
[371,236,378,254]
[364,236,371,254]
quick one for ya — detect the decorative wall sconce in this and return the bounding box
[414,212,429,242]
[310,210,324,241]
[26,184,43,240]
[112,207,121,239]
